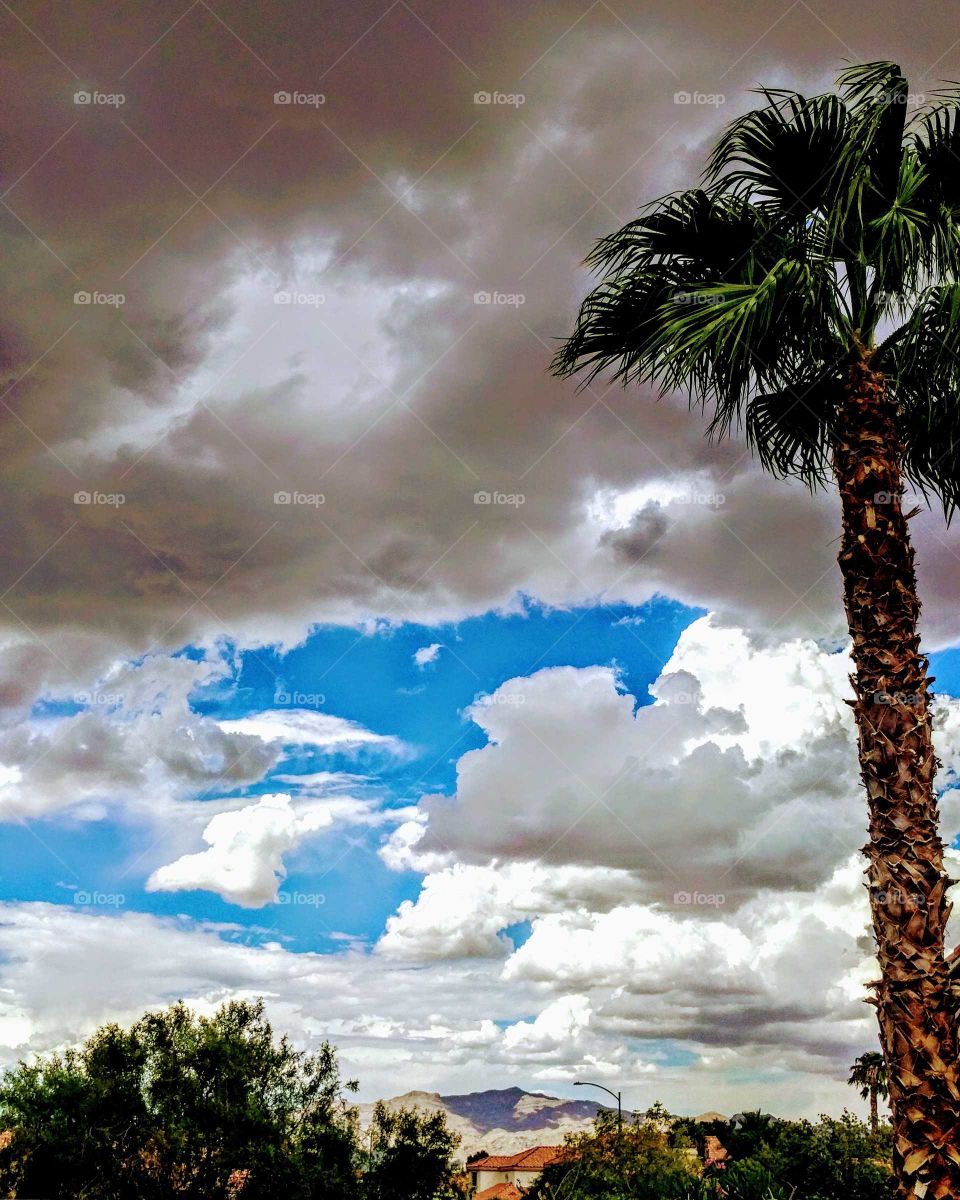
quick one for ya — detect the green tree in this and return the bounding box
[0,998,359,1200]
[850,1051,891,1134]
[362,1101,460,1200]
[554,60,960,1197]
[642,1100,673,1131]
[727,1111,779,1156]
[527,1113,697,1200]
[750,1112,895,1200]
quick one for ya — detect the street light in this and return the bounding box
[574,1079,622,1136]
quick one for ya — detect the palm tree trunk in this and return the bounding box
[871,1084,879,1136]
[833,352,960,1198]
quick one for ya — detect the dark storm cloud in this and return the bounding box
[1,0,959,691]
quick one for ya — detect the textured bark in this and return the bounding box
[834,353,960,1198]
[871,1085,879,1137]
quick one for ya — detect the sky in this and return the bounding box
[4,0,960,1119]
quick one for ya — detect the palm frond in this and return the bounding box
[885,283,960,514]
[551,268,680,385]
[554,192,798,385]
[867,149,936,295]
[705,90,849,222]
[553,60,960,513]
[586,189,771,277]
[648,258,842,400]
[830,62,908,249]
[910,103,960,279]
[744,373,843,483]
[837,61,905,109]
[912,101,960,206]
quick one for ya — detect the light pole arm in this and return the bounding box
[573,1080,623,1134]
[574,1081,620,1104]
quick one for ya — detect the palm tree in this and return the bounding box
[850,1050,890,1133]
[552,61,960,1198]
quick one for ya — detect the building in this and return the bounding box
[467,1146,566,1199]
[703,1134,729,1164]
[473,1185,523,1200]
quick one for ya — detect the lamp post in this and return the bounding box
[574,1079,622,1136]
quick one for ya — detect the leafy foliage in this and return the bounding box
[686,1158,792,1200]
[691,1111,894,1200]
[553,61,960,513]
[363,1101,461,1200]
[0,999,458,1200]
[529,1105,892,1200]
[526,1108,699,1200]
[746,1112,894,1200]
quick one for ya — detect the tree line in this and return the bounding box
[0,999,459,1200]
[0,997,902,1200]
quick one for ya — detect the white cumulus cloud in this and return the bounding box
[147,792,374,907]
[414,643,443,667]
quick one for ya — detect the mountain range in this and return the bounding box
[358,1086,628,1158]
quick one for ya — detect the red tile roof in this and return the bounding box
[476,1185,523,1200]
[469,1146,565,1173]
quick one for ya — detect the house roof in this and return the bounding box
[703,1135,729,1162]
[476,1185,524,1200]
[469,1146,565,1173]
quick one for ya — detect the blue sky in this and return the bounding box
[12,594,959,967]
[8,596,701,953]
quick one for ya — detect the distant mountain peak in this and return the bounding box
[359,1086,620,1159]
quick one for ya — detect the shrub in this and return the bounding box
[528,1109,699,1200]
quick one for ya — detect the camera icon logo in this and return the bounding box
[274,491,292,504]
[474,91,492,104]
[274,91,292,105]
[474,291,491,304]
[73,491,91,504]
[73,90,91,105]
[474,491,492,505]
[74,291,91,304]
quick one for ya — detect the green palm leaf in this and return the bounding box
[554,59,960,517]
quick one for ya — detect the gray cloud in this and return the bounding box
[0,0,957,681]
